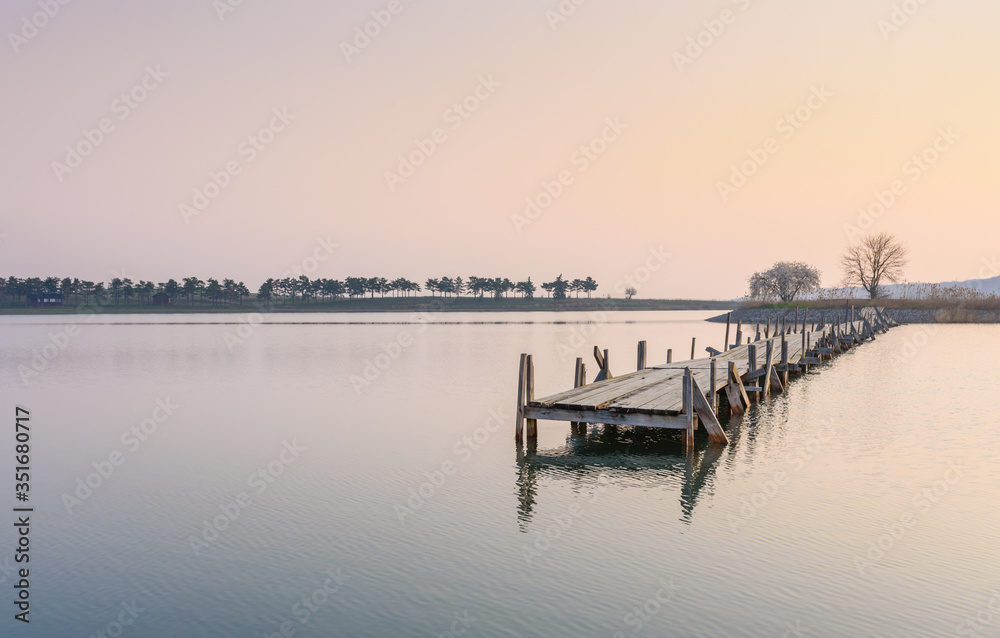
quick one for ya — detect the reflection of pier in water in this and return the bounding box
[515,426,729,528]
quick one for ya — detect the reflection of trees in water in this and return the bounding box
[514,426,728,528]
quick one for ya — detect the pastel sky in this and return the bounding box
[1,0,998,299]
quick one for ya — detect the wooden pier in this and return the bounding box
[515,306,894,449]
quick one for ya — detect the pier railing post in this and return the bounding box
[515,354,527,442]
[571,358,583,432]
[683,368,695,450]
[724,313,732,352]
[710,357,718,414]
[637,341,647,371]
[525,355,537,439]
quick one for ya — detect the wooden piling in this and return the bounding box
[571,357,584,432]
[525,355,537,438]
[515,353,527,441]
[667,349,673,364]
[637,341,647,371]
[683,368,695,450]
[763,340,774,399]
[735,321,743,349]
[691,337,696,360]
[724,313,732,352]
[710,357,718,414]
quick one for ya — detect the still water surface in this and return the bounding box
[1,311,998,637]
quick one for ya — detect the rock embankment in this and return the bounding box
[706,307,1000,324]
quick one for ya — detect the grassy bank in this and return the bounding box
[0,297,736,315]
[743,298,1000,311]
[739,299,1000,323]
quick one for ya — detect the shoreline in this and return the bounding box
[0,297,736,316]
[707,307,1000,324]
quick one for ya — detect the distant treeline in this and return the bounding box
[1,274,601,306]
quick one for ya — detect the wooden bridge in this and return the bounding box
[515,306,894,449]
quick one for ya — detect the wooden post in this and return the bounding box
[683,368,695,450]
[724,312,732,352]
[710,357,718,414]
[690,337,696,360]
[765,318,771,339]
[747,344,758,403]
[667,349,673,364]
[735,321,743,349]
[525,355,537,439]
[763,340,774,399]
[637,341,647,371]
[755,324,761,341]
[571,358,583,432]
[515,354,527,442]
[781,336,790,385]
[794,307,799,333]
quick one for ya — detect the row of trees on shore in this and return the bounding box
[0,274,600,306]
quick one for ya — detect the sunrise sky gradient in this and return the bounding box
[2,0,998,299]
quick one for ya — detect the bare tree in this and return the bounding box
[840,232,909,299]
[624,287,637,300]
[748,261,821,302]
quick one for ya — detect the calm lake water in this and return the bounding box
[1,310,998,637]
